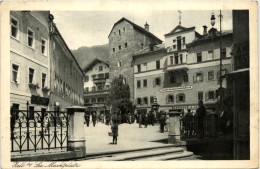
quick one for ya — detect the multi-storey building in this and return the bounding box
[10,11,51,114]
[48,15,85,111]
[83,58,110,116]
[108,18,162,102]
[10,11,84,114]
[133,24,233,115]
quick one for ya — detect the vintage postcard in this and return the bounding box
[0,1,258,168]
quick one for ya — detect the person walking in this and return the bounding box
[138,113,142,128]
[196,100,206,139]
[84,112,90,127]
[92,112,97,127]
[160,113,166,133]
[185,109,193,138]
[144,113,148,128]
[111,122,118,144]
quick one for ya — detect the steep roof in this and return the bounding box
[164,25,196,37]
[83,58,109,73]
[133,43,166,58]
[108,17,162,43]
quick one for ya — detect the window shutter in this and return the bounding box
[193,75,196,83]
[201,72,203,82]
[17,69,21,84]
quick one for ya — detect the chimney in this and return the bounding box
[144,22,149,32]
[203,25,208,35]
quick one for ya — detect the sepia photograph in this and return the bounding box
[0,1,258,168]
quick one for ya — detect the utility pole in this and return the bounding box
[219,10,223,102]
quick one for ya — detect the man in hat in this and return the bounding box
[196,100,206,139]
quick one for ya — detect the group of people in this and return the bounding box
[84,112,97,127]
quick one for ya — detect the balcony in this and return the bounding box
[92,73,109,84]
[167,63,188,71]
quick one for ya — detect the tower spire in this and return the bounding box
[178,10,182,25]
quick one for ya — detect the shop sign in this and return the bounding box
[31,95,49,106]
[160,86,192,92]
[172,105,198,110]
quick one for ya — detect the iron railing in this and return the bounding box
[10,103,69,153]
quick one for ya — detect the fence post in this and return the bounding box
[66,106,86,157]
[26,101,30,151]
[168,110,182,144]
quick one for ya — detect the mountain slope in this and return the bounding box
[72,44,109,69]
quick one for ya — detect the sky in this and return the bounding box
[51,10,233,50]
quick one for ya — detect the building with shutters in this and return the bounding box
[10,11,85,115]
[133,24,233,115]
[83,58,110,116]
[108,17,162,103]
[10,11,51,114]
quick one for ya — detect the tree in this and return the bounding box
[106,75,132,115]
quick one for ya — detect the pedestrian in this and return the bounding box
[185,109,193,138]
[160,113,166,133]
[144,113,148,128]
[138,113,142,128]
[92,112,97,127]
[128,113,131,124]
[84,112,90,127]
[196,100,206,139]
[111,122,118,144]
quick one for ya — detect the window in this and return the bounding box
[29,68,34,84]
[41,38,46,55]
[125,43,127,48]
[99,66,103,72]
[85,76,89,82]
[143,79,147,87]
[141,43,144,49]
[144,97,148,104]
[92,74,96,79]
[155,77,161,86]
[176,93,185,102]
[85,98,90,103]
[156,60,160,69]
[27,28,34,48]
[113,48,115,53]
[197,53,202,62]
[221,48,226,58]
[118,62,121,68]
[137,65,141,73]
[208,71,214,81]
[198,92,203,101]
[150,96,154,104]
[170,56,174,65]
[180,54,183,64]
[177,36,181,50]
[118,45,121,50]
[173,45,176,49]
[11,17,19,39]
[42,73,46,88]
[91,98,96,103]
[183,74,188,82]
[169,75,175,84]
[12,64,19,83]
[85,87,89,92]
[167,95,174,103]
[174,54,179,64]
[119,30,121,35]
[182,37,186,45]
[29,106,34,120]
[137,98,141,105]
[208,51,213,60]
[123,27,126,32]
[194,72,203,83]
[207,91,215,100]
[137,80,141,88]
[143,63,147,71]
[92,86,96,91]
[105,73,109,79]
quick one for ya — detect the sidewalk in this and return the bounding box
[84,122,169,155]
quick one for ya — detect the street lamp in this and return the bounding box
[210,12,216,27]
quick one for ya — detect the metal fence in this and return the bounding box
[10,103,69,153]
[180,114,222,139]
